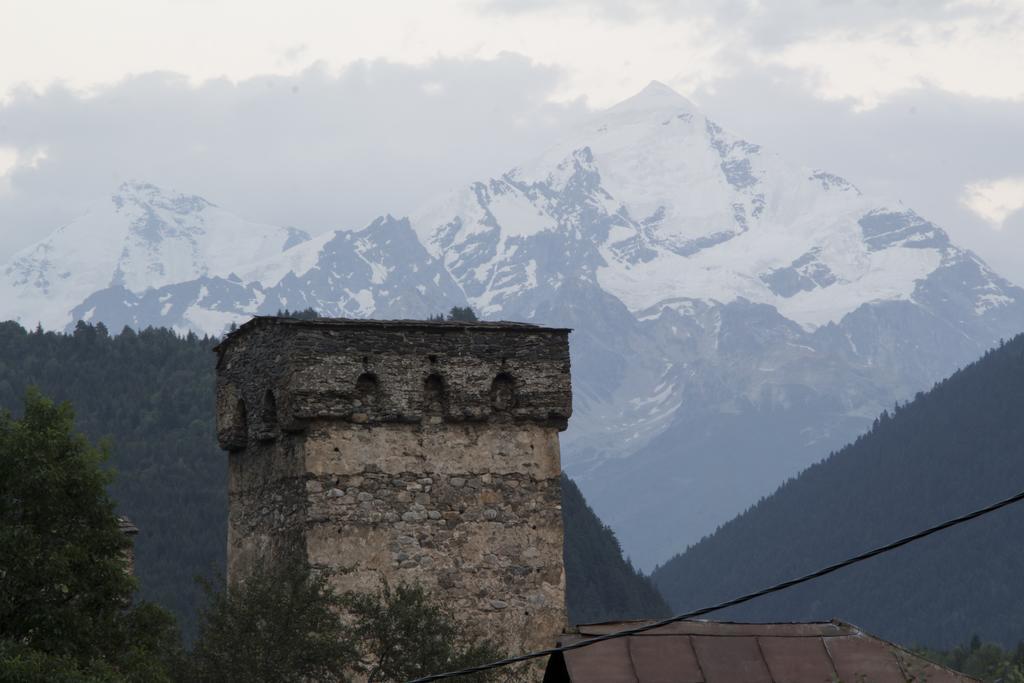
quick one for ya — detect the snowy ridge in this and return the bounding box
[412,81,977,331]
[0,181,307,330]
[68,215,464,335]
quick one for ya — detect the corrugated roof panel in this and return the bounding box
[627,635,704,683]
[893,649,974,682]
[550,622,978,683]
[691,636,773,683]
[759,635,837,682]
[576,621,850,638]
[825,635,908,683]
[563,637,638,683]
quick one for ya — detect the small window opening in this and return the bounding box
[424,373,447,415]
[490,373,517,412]
[355,373,379,405]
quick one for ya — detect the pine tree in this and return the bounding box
[447,306,479,322]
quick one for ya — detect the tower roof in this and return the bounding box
[214,316,571,353]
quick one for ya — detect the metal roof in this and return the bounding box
[543,620,978,683]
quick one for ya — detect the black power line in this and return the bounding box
[409,487,1024,682]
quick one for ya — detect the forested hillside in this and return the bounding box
[0,321,224,638]
[562,475,670,623]
[0,320,666,638]
[652,333,1024,648]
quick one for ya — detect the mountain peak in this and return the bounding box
[112,180,213,213]
[608,81,698,115]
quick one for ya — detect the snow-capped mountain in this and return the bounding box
[70,214,466,333]
[413,82,979,328]
[4,83,1023,569]
[1,181,309,330]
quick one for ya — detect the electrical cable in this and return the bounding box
[408,487,1024,682]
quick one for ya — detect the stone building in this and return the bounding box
[118,516,139,577]
[214,317,572,654]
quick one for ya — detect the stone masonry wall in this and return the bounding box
[215,317,572,655]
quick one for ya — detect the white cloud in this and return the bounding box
[0,56,587,260]
[4,0,1020,111]
[962,177,1024,228]
[772,12,1024,109]
[0,147,15,176]
[0,147,46,194]
[0,146,15,195]
[478,0,1024,107]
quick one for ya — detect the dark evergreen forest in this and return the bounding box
[562,475,670,623]
[0,319,665,639]
[652,333,1024,648]
[0,321,224,639]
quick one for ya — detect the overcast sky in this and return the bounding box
[1,0,1023,282]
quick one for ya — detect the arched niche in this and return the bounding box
[355,372,380,406]
[256,389,278,441]
[490,372,517,412]
[423,373,447,416]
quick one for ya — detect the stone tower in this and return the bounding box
[214,317,572,653]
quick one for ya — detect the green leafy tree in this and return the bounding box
[917,636,1024,682]
[188,566,508,683]
[0,389,180,681]
[341,582,504,682]
[187,562,357,683]
[0,639,122,683]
